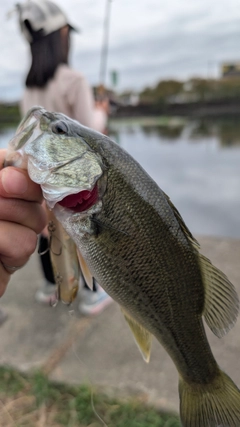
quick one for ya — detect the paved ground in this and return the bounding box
[0,235,240,415]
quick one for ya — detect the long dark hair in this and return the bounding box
[25,23,70,88]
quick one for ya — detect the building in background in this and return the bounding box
[222,62,240,78]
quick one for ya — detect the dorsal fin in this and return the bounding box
[121,308,152,362]
[164,192,200,249]
[165,192,239,338]
[200,253,239,338]
[76,250,94,291]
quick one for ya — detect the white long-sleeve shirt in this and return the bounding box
[20,64,107,133]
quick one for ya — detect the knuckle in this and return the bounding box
[22,231,38,258]
[35,207,48,235]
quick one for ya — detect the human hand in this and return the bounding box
[0,149,47,296]
[95,98,109,115]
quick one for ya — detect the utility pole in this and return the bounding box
[99,0,112,90]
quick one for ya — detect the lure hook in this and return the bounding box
[38,221,62,256]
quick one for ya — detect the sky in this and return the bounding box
[1,0,240,101]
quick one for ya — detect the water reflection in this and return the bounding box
[129,118,240,146]
[0,118,240,238]
[189,118,240,147]
[111,117,240,147]
[109,117,240,239]
[0,126,15,149]
[142,124,184,140]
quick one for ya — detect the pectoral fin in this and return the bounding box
[77,250,94,291]
[200,254,239,338]
[121,308,152,362]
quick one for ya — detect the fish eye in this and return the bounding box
[52,121,68,135]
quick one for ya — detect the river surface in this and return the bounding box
[1,117,240,239]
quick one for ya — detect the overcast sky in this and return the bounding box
[1,0,240,101]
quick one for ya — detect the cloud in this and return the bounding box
[1,0,240,100]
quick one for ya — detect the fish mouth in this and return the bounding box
[58,184,98,213]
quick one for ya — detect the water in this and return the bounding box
[109,117,240,239]
[0,126,16,149]
[1,117,240,238]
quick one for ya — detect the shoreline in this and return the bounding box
[1,98,240,126]
[112,98,240,119]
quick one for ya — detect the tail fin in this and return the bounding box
[179,370,240,426]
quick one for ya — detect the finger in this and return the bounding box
[0,150,7,170]
[0,221,38,266]
[0,167,43,203]
[0,198,47,234]
[0,263,10,297]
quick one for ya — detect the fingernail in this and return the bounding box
[1,168,28,194]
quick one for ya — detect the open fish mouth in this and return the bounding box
[5,106,104,213]
[58,185,99,213]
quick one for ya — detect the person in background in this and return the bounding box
[15,0,112,315]
[0,148,47,318]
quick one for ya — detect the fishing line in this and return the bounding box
[73,343,108,427]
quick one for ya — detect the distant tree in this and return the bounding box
[186,78,214,101]
[140,80,183,104]
[139,76,240,106]
[154,80,183,102]
[219,77,240,99]
[139,86,155,103]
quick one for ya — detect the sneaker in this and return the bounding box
[35,282,58,305]
[78,287,113,316]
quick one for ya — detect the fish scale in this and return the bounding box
[79,164,213,378]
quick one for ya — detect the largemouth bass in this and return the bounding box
[5,107,240,426]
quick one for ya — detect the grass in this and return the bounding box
[109,116,186,128]
[0,104,21,126]
[0,366,180,427]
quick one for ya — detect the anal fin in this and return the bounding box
[77,250,94,291]
[121,308,152,363]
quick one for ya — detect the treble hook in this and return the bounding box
[38,220,62,256]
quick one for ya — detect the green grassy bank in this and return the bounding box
[0,104,20,127]
[0,366,180,427]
